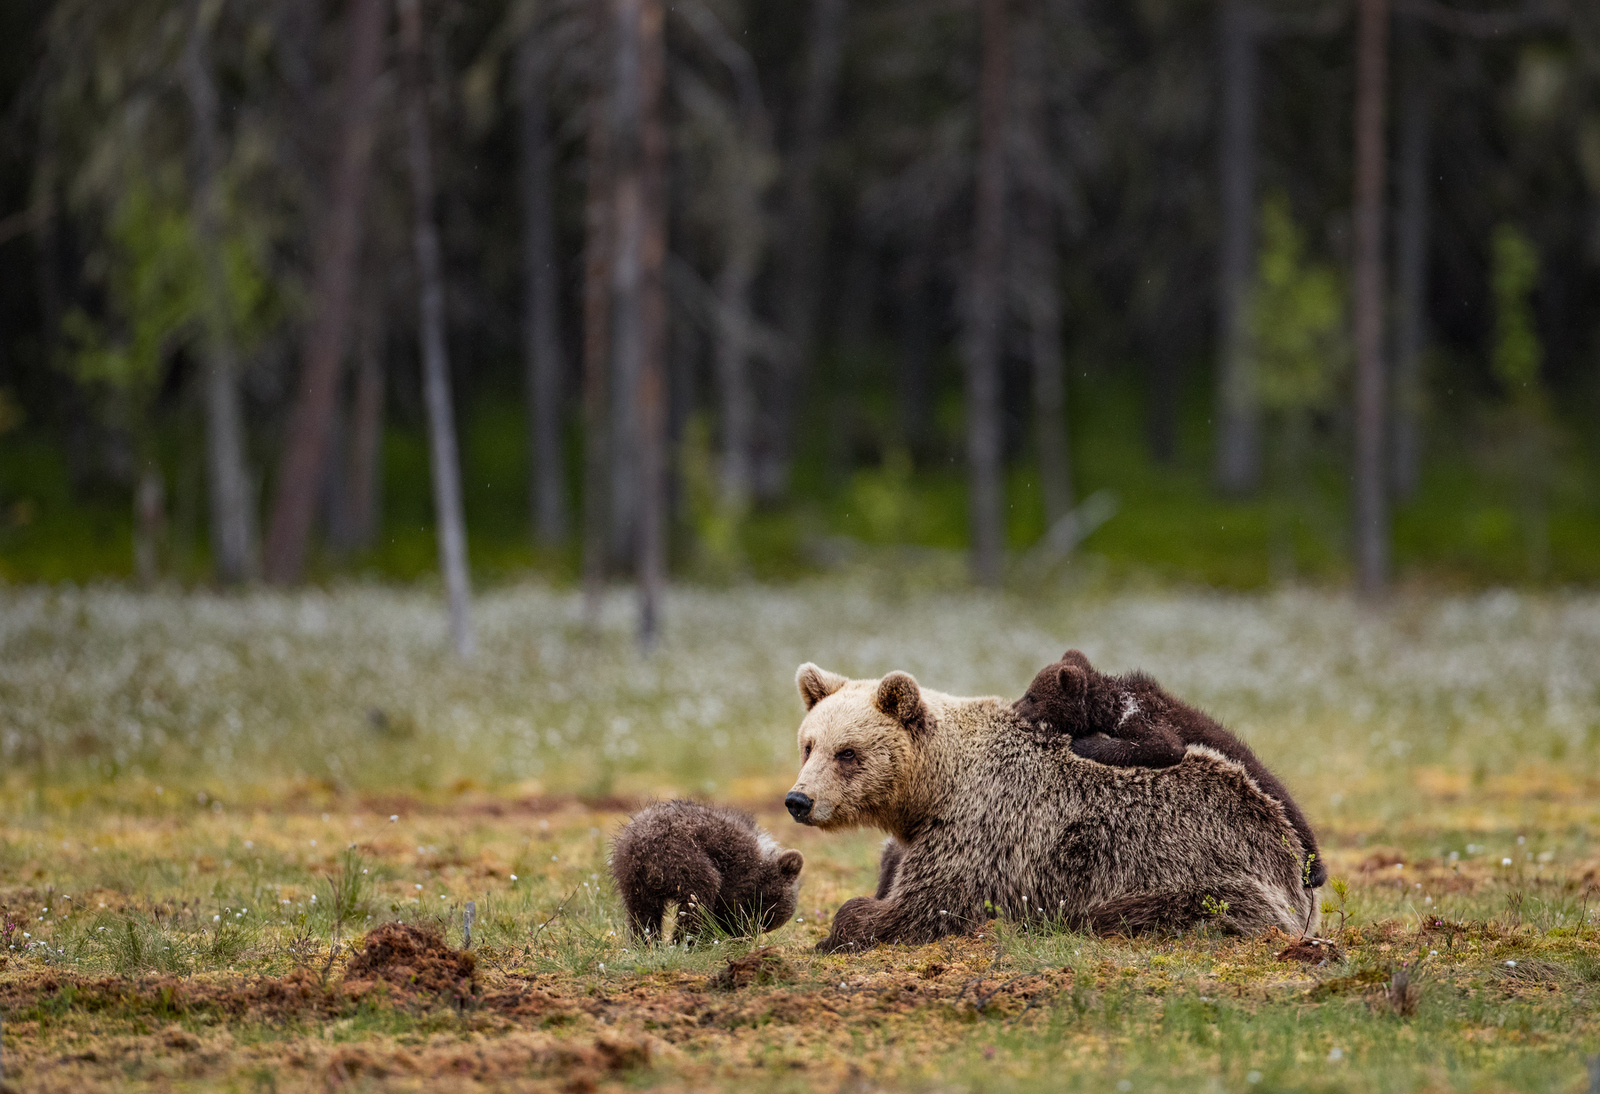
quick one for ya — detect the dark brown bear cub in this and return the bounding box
[1014,651,1327,888]
[611,800,804,942]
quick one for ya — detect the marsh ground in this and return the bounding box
[2,579,1599,1091]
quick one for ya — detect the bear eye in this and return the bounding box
[836,749,856,763]
[803,743,812,760]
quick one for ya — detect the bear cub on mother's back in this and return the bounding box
[611,800,804,943]
[1014,651,1326,888]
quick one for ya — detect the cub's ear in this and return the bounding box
[1061,649,1093,671]
[796,663,848,710]
[776,849,804,878]
[874,671,929,735]
[1056,662,1090,700]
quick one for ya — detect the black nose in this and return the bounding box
[785,791,813,821]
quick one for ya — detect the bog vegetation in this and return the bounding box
[2,582,1599,1090]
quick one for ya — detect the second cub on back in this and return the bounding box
[1014,650,1326,888]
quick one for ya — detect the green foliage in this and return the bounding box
[680,413,747,580]
[1249,193,1348,413]
[62,181,201,403]
[1490,224,1543,400]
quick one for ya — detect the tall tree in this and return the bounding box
[580,7,613,628]
[516,24,569,546]
[1214,0,1261,495]
[964,0,1012,587]
[1390,13,1429,501]
[610,0,668,646]
[182,0,257,583]
[343,285,386,549]
[1014,0,1070,531]
[678,0,774,514]
[762,0,849,498]
[262,0,386,583]
[399,0,475,657]
[1352,0,1390,594]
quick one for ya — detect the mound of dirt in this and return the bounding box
[1275,936,1344,965]
[343,922,476,1005]
[710,946,792,991]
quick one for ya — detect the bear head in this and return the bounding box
[785,663,929,832]
[752,837,806,931]
[1013,649,1122,735]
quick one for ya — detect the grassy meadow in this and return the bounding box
[2,577,1600,1091]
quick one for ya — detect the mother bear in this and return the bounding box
[783,664,1317,952]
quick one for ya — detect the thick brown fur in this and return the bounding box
[1014,650,1326,888]
[788,664,1317,953]
[610,800,804,943]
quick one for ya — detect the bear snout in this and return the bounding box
[785,790,814,823]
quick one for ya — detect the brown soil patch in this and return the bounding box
[1276,937,1344,965]
[710,946,792,990]
[342,922,476,1005]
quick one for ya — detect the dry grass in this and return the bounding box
[2,580,1600,1090]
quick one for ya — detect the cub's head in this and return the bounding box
[752,837,805,931]
[1013,649,1111,733]
[784,663,929,831]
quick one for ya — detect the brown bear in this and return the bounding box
[1014,650,1326,888]
[784,664,1316,952]
[611,800,804,943]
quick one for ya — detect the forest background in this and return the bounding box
[2,0,1599,624]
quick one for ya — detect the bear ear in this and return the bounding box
[775,849,804,878]
[796,663,848,710]
[1061,649,1093,671]
[874,671,929,735]
[1056,663,1090,701]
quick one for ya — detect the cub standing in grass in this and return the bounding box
[785,664,1317,952]
[611,800,805,943]
[1014,650,1326,888]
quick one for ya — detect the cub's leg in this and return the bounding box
[1070,724,1186,768]
[664,854,723,945]
[620,887,666,942]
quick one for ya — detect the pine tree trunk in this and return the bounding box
[1391,15,1429,502]
[516,30,569,546]
[762,0,849,499]
[262,0,385,583]
[608,0,668,647]
[399,0,475,658]
[714,236,758,512]
[1214,0,1261,495]
[964,0,1011,587]
[1352,0,1390,594]
[581,32,613,627]
[182,0,258,583]
[345,292,386,549]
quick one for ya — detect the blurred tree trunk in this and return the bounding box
[344,287,386,549]
[133,464,167,587]
[581,15,613,627]
[1022,198,1071,530]
[1214,0,1261,495]
[1013,0,1070,530]
[399,0,475,658]
[963,0,1011,587]
[895,250,933,457]
[182,0,257,583]
[762,0,849,499]
[263,0,385,583]
[1391,15,1429,502]
[714,236,758,511]
[609,0,668,647]
[516,29,569,547]
[1352,0,1390,594]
